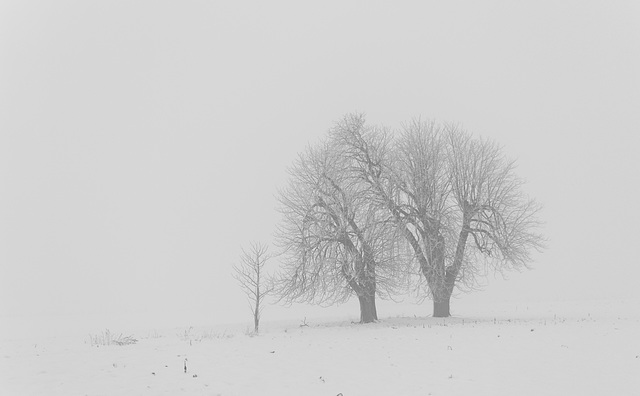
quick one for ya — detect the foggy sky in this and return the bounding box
[1,1,639,327]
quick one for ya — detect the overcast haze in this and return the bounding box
[1,1,639,329]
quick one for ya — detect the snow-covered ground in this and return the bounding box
[1,299,639,396]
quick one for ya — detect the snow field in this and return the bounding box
[1,300,639,396]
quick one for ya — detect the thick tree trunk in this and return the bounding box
[431,221,470,318]
[424,232,448,317]
[433,298,451,317]
[358,294,378,323]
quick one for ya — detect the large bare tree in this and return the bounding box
[441,128,545,315]
[233,242,272,333]
[274,140,406,323]
[392,120,455,316]
[332,113,544,317]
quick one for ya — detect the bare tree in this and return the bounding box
[331,115,449,314]
[274,140,406,323]
[441,127,545,315]
[332,113,544,317]
[392,120,454,316]
[233,242,272,333]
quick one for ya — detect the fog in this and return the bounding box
[1,1,639,331]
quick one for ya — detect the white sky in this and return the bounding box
[1,1,639,327]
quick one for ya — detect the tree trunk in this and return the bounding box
[254,293,260,333]
[254,312,259,333]
[425,232,449,317]
[431,223,469,318]
[358,294,378,323]
[433,297,451,317]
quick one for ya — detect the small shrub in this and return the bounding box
[88,329,138,346]
[179,326,234,344]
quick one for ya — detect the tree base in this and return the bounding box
[433,299,451,317]
[358,295,378,323]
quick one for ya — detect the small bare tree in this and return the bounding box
[233,242,272,333]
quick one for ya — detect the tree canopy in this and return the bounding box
[273,114,544,319]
